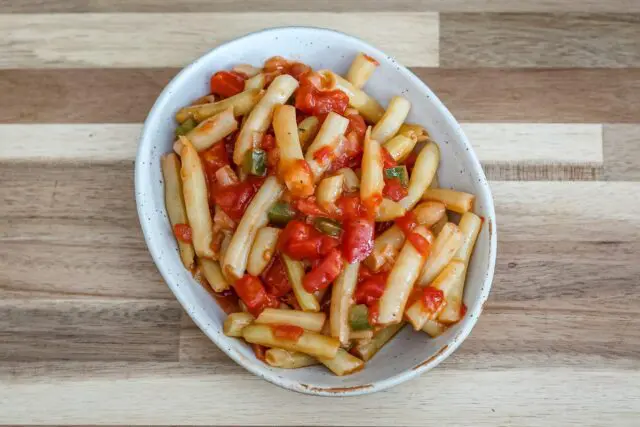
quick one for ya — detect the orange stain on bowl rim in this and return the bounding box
[411,344,449,371]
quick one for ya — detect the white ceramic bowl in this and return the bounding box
[135,27,497,396]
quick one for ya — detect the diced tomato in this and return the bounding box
[328,131,362,172]
[408,232,431,256]
[421,286,444,313]
[336,193,364,221]
[264,56,289,73]
[209,71,246,98]
[173,223,192,244]
[295,80,349,116]
[260,133,276,151]
[288,62,311,81]
[460,303,468,317]
[345,112,367,140]
[233,274,278,317]
[293,196,328,217]
[251,343,267,361]
[342,218,375,263]
[211,176,265,221]
[354,272,387,306]
[278,220,340,260]
[357,264,375,283]
[383,179,408,202]
[313,145,334,163]
[403,151,418,172]
[200,142,230,178]
[262,256,292,297]
[271,324,305,342]
[213,288,240,314]
[302,248,344,293]
[381,147,397,168]
[395,211,418,235]
[279,291,302,310]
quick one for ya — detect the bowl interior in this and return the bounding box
[136,27,496,396]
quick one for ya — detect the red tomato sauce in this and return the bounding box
[295,73,349,117]
[210,176,265,222]
[271,324,305,342]
[173,223,192,244]
[278,220,340,260]
[383,179,407,202]
[233,274,278,317]
[209,71,246,98]
[262,256,292,297]
[302,248,343,293]
[421,286,444,313]
[213,289,240,314]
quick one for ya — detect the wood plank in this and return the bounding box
[441,13,640,67]
[0,299,181,361]
[0,13,438,68]
[492,181,640,242]
[0,123,603,168]
[0,366,637,425]
[482,163,602,181]
[4,68,639,124]
[3,0,639,13]
[604,125,640,181]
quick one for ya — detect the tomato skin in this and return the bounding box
[302,248,344,293]
[210,71,246,98]
[383,179,407,202]
[233,274,278,317]
[342,218,375,263]
[201,142,230,178]
[173,223,192,243]
[289,62,311,80]
[329,131,363,172]
[295,82,349,116]
[354,272,387,306]
[271,324,305,342]
[212,176,264,221]
[262,256,292,297]
[346,112,367,140]
[421,286,444,313]
[278,220,340,260]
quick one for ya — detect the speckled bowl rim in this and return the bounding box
[135,26,497,396]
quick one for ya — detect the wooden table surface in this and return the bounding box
[1,2,639,425]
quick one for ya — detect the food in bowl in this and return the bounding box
[161,52,481,376]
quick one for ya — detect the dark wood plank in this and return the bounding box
[0,300,181,361]
[441,14,640,67]
[3,68,639,123]
[604,125,640,181]
[3,0,638,13]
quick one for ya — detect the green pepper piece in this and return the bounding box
[175,118,197,137]
[268,202,296,225]
[313,217,343,237]
[384,165,409,187]
[349,304,372,331]
[244,149,267,176]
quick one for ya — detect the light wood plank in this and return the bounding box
[0,299,181,361]
[3,0,639,13]
[0,13,438,68]
[604,124,640,181]
[0,123,603,165]
[0,366,637,425]
[482,163,601,181]
[492,181,640,242]
[441,13,640,67]
[4,68,639,124]
[463,123,603,164]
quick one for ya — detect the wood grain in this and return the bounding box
[0,13,438,68]
[0,299,181,361]
[4,0,640,13]
[0,123,603,166]
[441,14,640,67]
[604,124,640,181]
[3,68,639,124]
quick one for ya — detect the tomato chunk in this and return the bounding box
[354,272,387,306]
[295,80,349,116]
[381,147,397,168]
[233,274,278,317]
[421,286,444,313]
[278,220,340,260]
[210,71,246,98]
[346,112,367,140]
[173,223,192,244]
[271,324,305,342]
[293,196,329,217]
[395,211,418,235]
[200,142,230,178]
[302,248,344,293]
[383,178,408,202]
[262,256,292,297]
[211,176,264,221]
[342,218,375,263]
